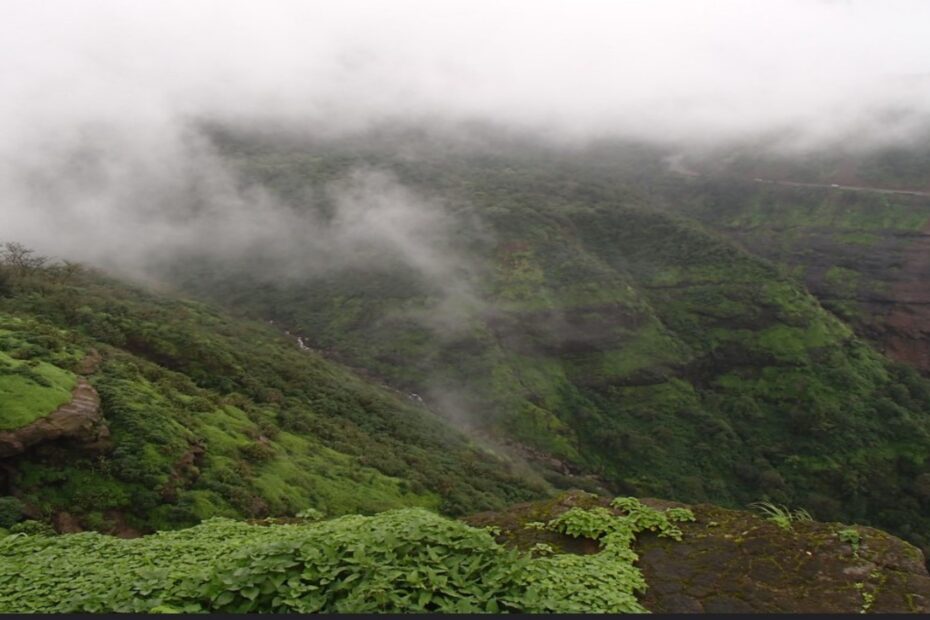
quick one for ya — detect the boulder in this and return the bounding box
[464,491,930,613]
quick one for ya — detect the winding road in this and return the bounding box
[665,154,930,198]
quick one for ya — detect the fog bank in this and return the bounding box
[3,0,930,273]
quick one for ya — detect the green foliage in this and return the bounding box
[158,133,930,561]
[526,497,696,613]
[0,269,12,298]
[0,499,692,613]
[5,131,930,561]
[853,581,876,614]
[8,520,54,536]
[0,255,547,532]
[750,501,813,531]
[0,347,77,430]
[295,508,324,521]
[837,527,862,556]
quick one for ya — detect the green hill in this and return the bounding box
[0,261,548,534]
[3,129,930,602]
[153,129,930,556]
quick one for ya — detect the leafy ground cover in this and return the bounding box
[0,498,692,613]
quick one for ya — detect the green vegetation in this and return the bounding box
[837,527,862,557]
[0,349,76,429]
[3,131,930,596]
[525,497,695,613]
[750,501,813,531]
[145,132,930,558]
[0,252,547,533]
[854,581,876,614]
[0,498,692,613]
[660,175,929,349]
[688,139,930,190]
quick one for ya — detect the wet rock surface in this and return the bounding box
[464,491,930,613]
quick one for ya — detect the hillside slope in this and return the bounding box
[160,131,930,557]
[656,176,930,375]
[0,263,548,534]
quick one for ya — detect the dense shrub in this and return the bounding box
[0,497,25,528]
[0,499,693,613]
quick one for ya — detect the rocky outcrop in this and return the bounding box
[465,491,930,614]
[703,221,930,376]
[0,378,109,458]
[880,224,930,373]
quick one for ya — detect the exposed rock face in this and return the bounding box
[690,201,930,376]
[636,501,929,614]
[0,378,110,458]
[880,225,930,373]
[465,491,930,614]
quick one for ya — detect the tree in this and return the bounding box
[1,242,47,275]
[0,267,11,297]
[48,260,84,283]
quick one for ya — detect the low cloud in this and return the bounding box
[3,0,930,280]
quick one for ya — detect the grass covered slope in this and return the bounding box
[168,133,930,556]
[0,264,548,534]
[0,349,77,431]
[0,316,84,431]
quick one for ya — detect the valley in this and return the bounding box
[3,1,930,609]
[3,130,930,613]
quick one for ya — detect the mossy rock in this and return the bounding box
[464,491,930,613]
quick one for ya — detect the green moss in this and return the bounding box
[592,322,690,378]
[0,350,77,430]
[824,266,861,297]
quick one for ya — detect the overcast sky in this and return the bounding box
[3,0,929,145]
[2,0,929,272]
